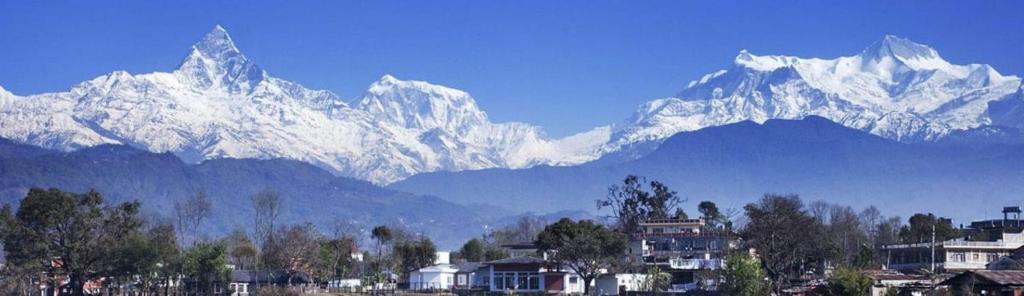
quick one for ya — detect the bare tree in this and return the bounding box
[252,189,282,253]
[174,191,212,246]
[491,215,548,245]
[859,206,882,243]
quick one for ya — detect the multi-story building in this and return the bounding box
[628,218,733,292]
[881,207,1024,272]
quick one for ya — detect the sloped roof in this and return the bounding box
[942,271,1024,286]
[455,262,487,273]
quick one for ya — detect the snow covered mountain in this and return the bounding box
[0,29,1020,184]
[0,26,607,183]
[600,35,1022,157]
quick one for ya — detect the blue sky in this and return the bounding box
[1,1,1022,137]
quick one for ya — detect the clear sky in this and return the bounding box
[1,1,1022,137]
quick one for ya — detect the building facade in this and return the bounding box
[628,218,732,292]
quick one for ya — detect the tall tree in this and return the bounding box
[875,216,903,246]
[900,213,960,243]
[174,191,212,246]
[535,218,627,295]
[741,194,819,291]
[371,225,393,281]
[698,201,723,227]
[598,175,685,233]
[251,188,282,271]
[393,237,438,279]
[1,188,141,296]
[319,235,358,280]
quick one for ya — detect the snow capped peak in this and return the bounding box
[359,75,486,132]
[858,35,951,72]
[176,25,265,92]
[733,49,799,71]
[377,74,400,84]
[194,25,239,58]
[867,35,941,60]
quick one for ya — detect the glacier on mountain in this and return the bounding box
[599,35,1021,156]
[0,28,1020,183]
[0,26,608,183]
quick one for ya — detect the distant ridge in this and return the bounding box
[391,116,1024,220]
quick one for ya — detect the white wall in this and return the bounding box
[410,271,455,290]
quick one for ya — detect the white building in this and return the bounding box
[408,251,457,290]
[595,273,648,296]
[409,264,459,290]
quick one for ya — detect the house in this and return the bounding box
[409,264,459,290]
[486,256,585,294]
[865,271,931,296]
[628,218,732,292]
[940,270,1024,295]
[594,273,647,296]
[453,262,488,290]
[882,207,1024,272]
[228,270,312,296]
[407,251,461,290]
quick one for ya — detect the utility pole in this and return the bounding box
[931,223,936,274]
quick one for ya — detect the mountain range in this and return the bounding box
[1,27,1021,184]
[390,116,1024,220]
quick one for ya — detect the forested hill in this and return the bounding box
[0,138,487,248]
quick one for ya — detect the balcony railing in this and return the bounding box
[668,258,724,270]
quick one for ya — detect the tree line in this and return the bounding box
[0,175,962,296]
[0,188,440,296]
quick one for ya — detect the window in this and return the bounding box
[569,276,578,284]
[652,227,664,234]
[495,273,505,290]
[973,253,980,261]
[518,272,529,290]
[505,274,515,290]
[950,252,966,262]
[458,274,467,285]
[447,275,453,284]
[987,253,1000,262]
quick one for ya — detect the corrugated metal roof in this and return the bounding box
[975,271,1024,285]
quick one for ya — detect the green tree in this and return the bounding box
[698,201,722,227]
[146,221,181,296]
[457,238,486,262]
[107,234,162,293]
[1,188,141,296]
[899,213,960,243]
[721,253,769,296]
[598,175,685,233]
[394,237,438,279]
[370,225,393,282]
[535,218,627,295]
[827,267,872,296]
[319,235,358,280]
[182,242,230,294]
